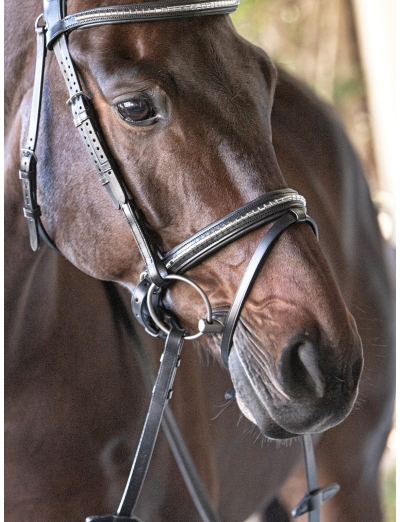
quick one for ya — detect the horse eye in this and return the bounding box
[117,97,155,124]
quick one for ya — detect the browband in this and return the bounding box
[46,0,239,49]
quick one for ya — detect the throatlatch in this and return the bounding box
[19,1,340,520]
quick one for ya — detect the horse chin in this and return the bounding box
[234,390,297,440]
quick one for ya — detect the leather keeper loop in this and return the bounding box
[292,483,340,517]
[23,207,42,219]
[19,169,35,181]
[74,109,90,127]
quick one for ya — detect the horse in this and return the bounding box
[4,1,394,521]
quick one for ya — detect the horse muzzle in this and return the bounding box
[228,320,363,439]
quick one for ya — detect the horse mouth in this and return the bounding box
[229,343,300,440]
[234,386,298,439]
[227,321,361,440]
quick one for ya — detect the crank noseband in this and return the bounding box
[132,189,318,367]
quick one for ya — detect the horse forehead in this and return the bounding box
[64,0,276,89]
[69,17,268,92]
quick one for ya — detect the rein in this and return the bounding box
[19,1,339,520]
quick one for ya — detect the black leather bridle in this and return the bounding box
[19,2,339,521]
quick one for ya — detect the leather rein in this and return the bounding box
[19,1,339,521]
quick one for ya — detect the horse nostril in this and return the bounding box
[298,342,325,398]
[279,338,325,399]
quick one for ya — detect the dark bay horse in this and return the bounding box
[4,1,394,521]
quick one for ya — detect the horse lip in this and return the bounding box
[234,383,298,440]
[228,345,299,439]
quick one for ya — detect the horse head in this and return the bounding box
[36,0,362,440]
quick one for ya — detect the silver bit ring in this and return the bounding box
[146,274,213,340]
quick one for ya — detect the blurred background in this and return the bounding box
[231,0,396,245]
[230,1,396,520]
